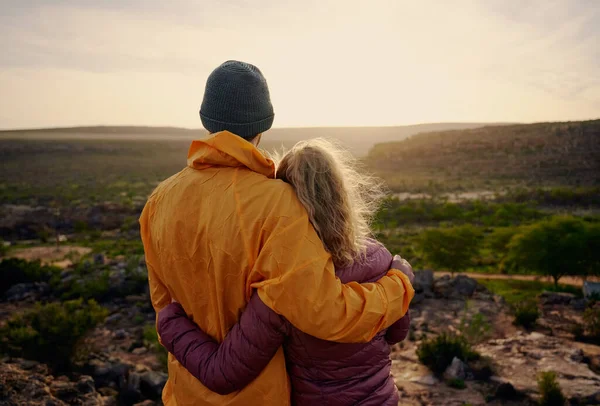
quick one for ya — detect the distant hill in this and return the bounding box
[0,123,507,156]
[366,120,600,192]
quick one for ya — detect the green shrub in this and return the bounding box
[447,378,466,389]
[0,258,60,294]
[416,333,478,376]
[57,261,115,301]
[513,300,539,329]
[458,305,492,345]
[537,371,565,406]
[0,299,107,372]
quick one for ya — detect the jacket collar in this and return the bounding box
[187,131,275,178]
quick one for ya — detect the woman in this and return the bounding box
[157,139,413,405]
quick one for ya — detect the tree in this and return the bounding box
[505,216,588,287]
[420,225,481,276]
[486,226,520,272]
[584,222,600,279]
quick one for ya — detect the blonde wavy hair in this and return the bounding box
[272,138,386,267]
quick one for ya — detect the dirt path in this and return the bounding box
[434,271,599,287]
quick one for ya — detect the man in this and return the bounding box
[140,60,414,405]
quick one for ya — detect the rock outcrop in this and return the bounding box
[0,358,108,405]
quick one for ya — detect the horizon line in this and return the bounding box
[1,117,600,133]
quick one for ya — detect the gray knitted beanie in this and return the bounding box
[200,60,274,140]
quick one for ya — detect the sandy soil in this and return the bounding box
[10,245,92,268]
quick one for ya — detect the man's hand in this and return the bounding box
[392,255,415,285]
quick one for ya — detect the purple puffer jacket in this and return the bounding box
[157,239,410,405]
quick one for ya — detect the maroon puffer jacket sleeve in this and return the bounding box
[385,311,410,345]
[157,293,290,395]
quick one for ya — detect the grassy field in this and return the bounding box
[478,279,582,306]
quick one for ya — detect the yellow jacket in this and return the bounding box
[139,131,414,406]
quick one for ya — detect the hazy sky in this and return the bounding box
[0,0,598,129]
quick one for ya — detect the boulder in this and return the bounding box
[453,275,477,297]
[409,374,439,386]
[413,270,434,293]
[86,359,129,390]
[106,313,123,324]
[469,357,493,381]
[94,253,106,265]
[572,298,587,311]
[132,347,148,355]
[539,291,575,306]
[4,282,50,302]
[50,380,80,402]
[18,359,39,370]
[0,359,104,405]
[77,375,96,394]
[139,371,168,400]
[411,292,425,305]
[583,281,600,300]
[494,382,519,400]
[432,275,478,299]
[569,348,585,363]
[433,276,454,298]
[114,329,128,340]
[443,357,467,381]
[120,372,142,405]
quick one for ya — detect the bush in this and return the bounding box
[419,225,482,275]
[459,305,492,345]
[447,378,466,389]
[0,258,60,294]
[60,267,111,301]
[416,333,479,376]
[513,300,539,329]
[537,371,565,406]
[0,299,107,372]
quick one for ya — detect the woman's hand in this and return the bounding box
[392,255,415,285]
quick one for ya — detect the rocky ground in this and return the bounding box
[0,253,166,406]
[390,272,600,406]
[1,261,599,405]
